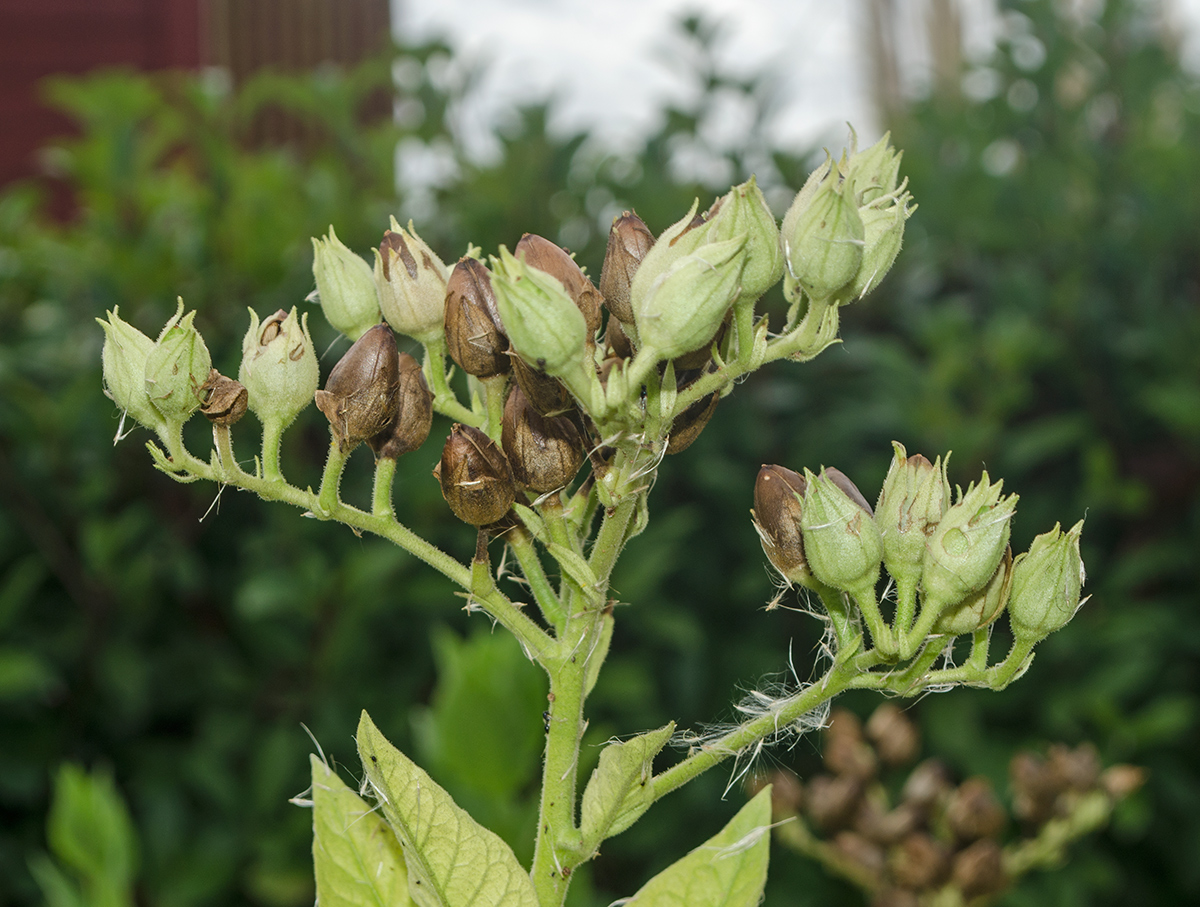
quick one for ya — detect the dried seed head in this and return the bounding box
[889,833,951,891]
[865,703,921,767]
[198,369,248,427]
[665,391,718,454]
[604,314,635,360]
[825,709,878,782]
[600,211,655,324]
[805,773,863,832]
[945,777,1007,842]
[752,464,810,586]
[514,233,603,336]
[501,384,586,493]
[511,355,574,417]
[314,324,400,453]
[951,839,1007,899]
[1100,764,1146,801]
[437,424,516,526]
[901,759,952,815]
[1009,751,1061,824]
[444,257,510,378]
[368,352,433,459]
[833,831,886,879]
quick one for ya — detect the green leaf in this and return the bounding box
[356,712,539,907]
[624,786,772,907]
[311,755,412,907]
[583,611,614,698]
[547,542,600,592]
[580,723,674,848]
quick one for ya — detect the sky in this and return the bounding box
[391,0,1200,160]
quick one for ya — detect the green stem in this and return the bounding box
[733,294,757,366]
[372,456,397,518]
[213,425,240,480]
[850,585,897,657]
[902,593,954,660]
[814,584,859,653]
[988,636,1037,689]
[483,374,509,441]
[892,575,918,638]
[424,336,482,426]
[587,494,638,596]
[316,439,348,514]
[261,417,285,482]
[508,527,564,631]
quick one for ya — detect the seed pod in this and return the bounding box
[832,831,885,879]
[444,257,510,378]
[951,839,1007,899]
[945,777,1006,842]
[889,833,951,891]
[805,774,862,832]
[752,464,810,586]
[314,324,400,453]
[824,709,877,782]
[604,314,635,360]
[501,384,585,493]
[865,703,920,767]
[375,219,448,343]
[311,225,380,341]
[1009,751,1060,824]
[901,759,951,816]
[436,424,516,526]
[369,352,433,459]
[514,233,603,336]
[800,467,883,597]
[144,300,211,421]
[239,307,320,430]
[665,391,718,454]
[933,546,1013,636]
[511,355,573,416]
[600,211,655,324]
[198,369,248,427]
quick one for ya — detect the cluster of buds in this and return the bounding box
[752,443,1086,657]
[757,706,1143,907]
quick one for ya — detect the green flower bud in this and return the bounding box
[847,131,903,205]
[311,226,380,341]
[800,467,883,596]
[921,474,1018,614]
[98,306,163,435]
[705,175,784,303]
[1008,520,1086,642]
[633,234,746,360]
[491,246,588,377]
[752,464,812,587]
[600,212,655,324]
[934,547,1013,636]
[781,157,865,301]
[875,442,950,593]
[144,299,211,422]
[239,307,320,429]
[375,217,448,344]
[628,200,711,317]
[839,188,914,304]
[514,233,603,337]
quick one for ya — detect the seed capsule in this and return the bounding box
[501,384,586,493]
[599,211,655,324]
[436,424,516,526]
[752,464,810,586]
[665,391,718,454]
[314,324,400,453]
[511,355,574,417]
[198,370,248,427]
[444,258,510,378]
[368,352,433,459]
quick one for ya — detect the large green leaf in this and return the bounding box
[579,723,674,848]
[624,786,772,907]
[356,712,539,907]
[311,755,411,907]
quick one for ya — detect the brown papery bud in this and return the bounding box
[1100,764,1146,801]
[901,759,952,815]
[514,233,602,336]
[826,466,875,515]
[1009,751,1061,824]
[199,369,248,427]
[665,391,718,454]
[866,703,921,767]
[600,211,654,324]
[752,464,809,583]
[511,355,573,416]
[951,839,1007,899]
[1047,742,1101,792]
[872,888,919,907]
[805,773,862,832]
[437,423,516,526]
[315,324,399,453]
[833,831,886,879]
[889,833,951,891]
[945,777,1007,842]
[854,795,919,845]
[369,352,433,459]
[605,315,635,360]
[444,257,510,378]
[501,384,586,493]
[825,709,878,782]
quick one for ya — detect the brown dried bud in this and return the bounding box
[665,391,718,454]
[945,777,1007,841]
[752,464,810,584]
[368,352,433,459]
[1048,742,1101,792]
[1100,764,1146,801]
[501,384,586,493]
[854,797,919,845]
[825,709,878,782]
[1009,751,1061,824]
[604,315,635,360]
[951,839,1007,899]
[866,704,921,767]
[511,355,573,416]
[314,324,399,453]
[833,831,886,879]
[198,369,248,427]
[436,423,516,526]
[889,833,951,891]
[871,888,920,907]
[444,257,510,378]
[805,773,863,832]
[600,211,654,324]
[826,466,875,515]
[514,233,602,337]
[901,759,952,815]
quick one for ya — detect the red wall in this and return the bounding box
[0,0,202,187]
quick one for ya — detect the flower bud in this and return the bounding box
[604,315,635,360]
[375,217,449,343]
[311,226,380,341]
[633,234,747,360]
[436,423,516,526]
[368,352,432,459]
[98,307,163,433]
[314,324,400,453]
[239,307,320,429]
[1007,520,1086,642]
[889,833,950,891]
[752,464,812,586]
[670,311,729,372]
[628,200,711,313]
[945,778,1007,842]
[847,132,903,205]
[781,156,865,301]
[864,704,920,767]
[800,467,883,596]
[491,247,588,377]
[665,391,718,454]
[875,443,950,592]
[600,211,654,324]
[511,356,574,417]
[704,175,784,302]
[144,300,212,422]
[952,840,1007,900]
[839,190,914,304]
[921,474,1017,613]
[514,233,602,336]
[501,383,585,493]
[933,547,1013,636]
[198,369,248,427]
[444,257,510,378]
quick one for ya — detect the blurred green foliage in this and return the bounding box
[0,2,1197,906]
